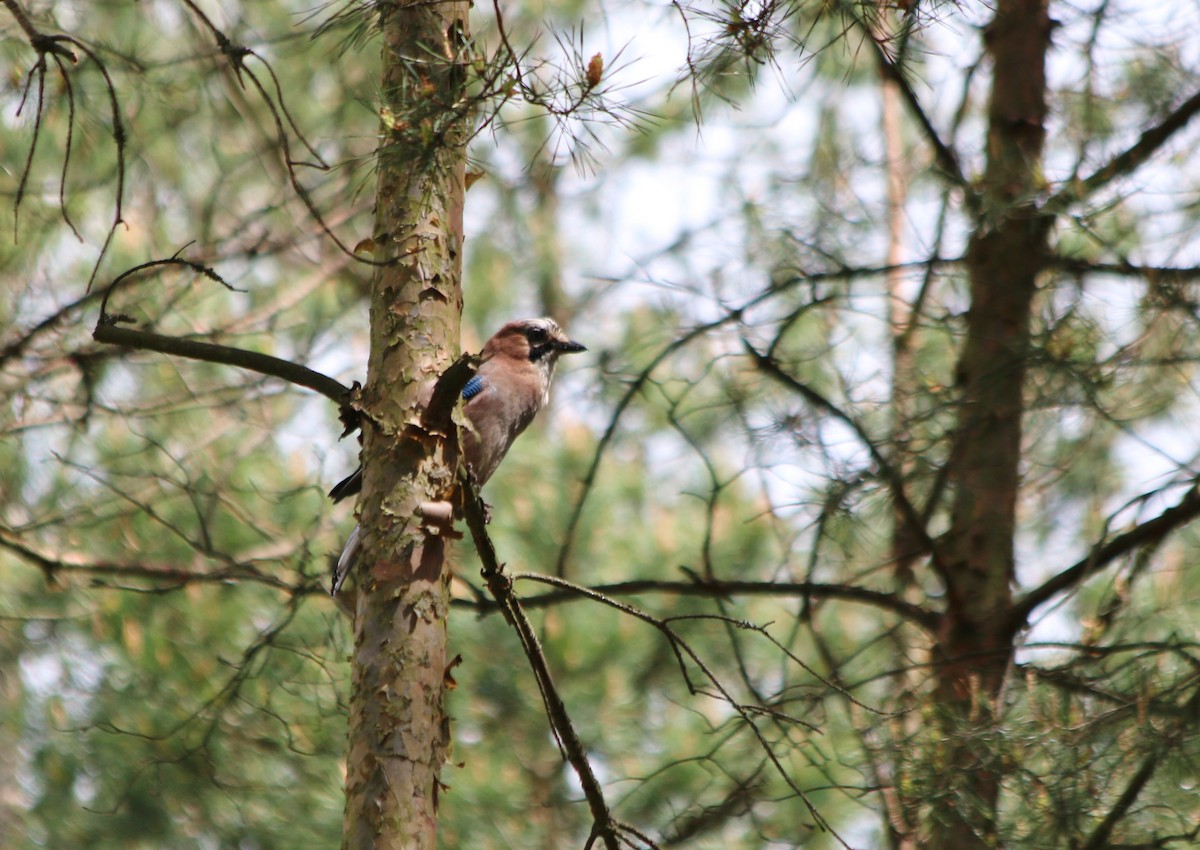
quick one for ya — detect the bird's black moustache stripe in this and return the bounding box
[529,343,553,361]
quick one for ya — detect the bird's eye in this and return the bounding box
[526,326,548,343]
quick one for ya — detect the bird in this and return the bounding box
[329,317,586,594]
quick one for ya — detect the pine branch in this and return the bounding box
[870,33,973,203]
[453,576,938,629]
[743,340,950,585]
[1012,481,1200,630]
[93,321,351,405]
[460,479,622,850]
[1049,86,1200,211]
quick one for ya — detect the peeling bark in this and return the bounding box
[341,2,469,848]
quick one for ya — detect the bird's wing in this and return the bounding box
[461,373,487,400]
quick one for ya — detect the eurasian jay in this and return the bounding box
[329,317,586,594]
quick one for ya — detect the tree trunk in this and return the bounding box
[881,54,920,850]
[341,2,470,848]
[930,0,1053,847]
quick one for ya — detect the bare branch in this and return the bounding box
[460,479,621,850]
[0,529,311,594]
[175,0,396,267]
[506,572,853,846]
[93,321,351,405]
[555,286,851,578]
[1079,744,1159,850]
[553,313,737,577]
[862,17,973,203]
[2,3,127,285]
[1048,257,1200,283]
[743,339,949,584]
[454,576,938,629]
[0,288,103,371]
[1049,86,1200,211]
[1012,481,1200,630]
[90,256,352,403]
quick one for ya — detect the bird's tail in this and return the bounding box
[331,523,360,595]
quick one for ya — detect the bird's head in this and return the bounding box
[483,317,587,364]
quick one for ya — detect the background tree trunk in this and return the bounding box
[932,0,1053,846]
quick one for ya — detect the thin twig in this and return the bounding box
[509,572,853,847]
[454,576,937,629]
[743,339,949,584]
[460,480,621,850]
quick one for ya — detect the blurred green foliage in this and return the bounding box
[2,0,1200,848]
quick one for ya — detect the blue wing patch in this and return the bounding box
[462,374,486,400]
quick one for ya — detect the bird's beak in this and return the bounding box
[556,339,587,354]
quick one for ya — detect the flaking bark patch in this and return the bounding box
[340,1,467,847]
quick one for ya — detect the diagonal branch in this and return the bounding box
[1078,684,1200,850]
[869,31,972,201]
[1049,86,1200,211]
[460,479,621,850]
[507,572,854,846]
[556,290,855,578]
[0,288,103,369]
[1012,481,1200,630]
[1078,748,1159,850]
[743,340,949,583]
[176,0,396,267]
[554,311,743,577]
[851,4,973,211]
